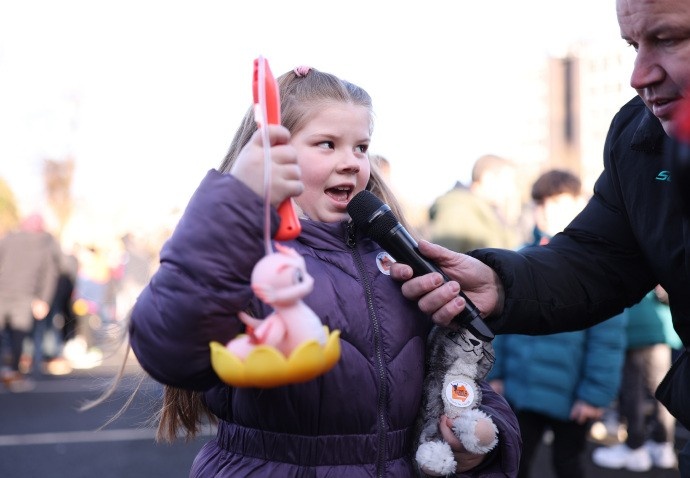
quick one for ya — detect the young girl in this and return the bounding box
[128,66,520,477]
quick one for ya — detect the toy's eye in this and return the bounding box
[457,329,480,347]
[293,269,304,284]
[444,331,463,347]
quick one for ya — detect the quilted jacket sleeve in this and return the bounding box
[129,170,280,390]
[576,311,628,407]
[456,381,521,477]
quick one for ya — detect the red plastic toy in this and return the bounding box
[253,56,301,241]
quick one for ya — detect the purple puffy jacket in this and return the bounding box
[130,170,520,477]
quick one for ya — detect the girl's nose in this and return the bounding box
[337,151,361,173]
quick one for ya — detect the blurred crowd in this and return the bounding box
[1,151,687,474]
[0,208,160,392]
[424,156,686,475]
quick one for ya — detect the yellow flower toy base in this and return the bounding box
[210,328,341,388]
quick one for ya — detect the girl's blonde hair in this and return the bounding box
[218,67,407,224]
[127,68,410,442]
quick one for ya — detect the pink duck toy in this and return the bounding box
[226,242,327,359]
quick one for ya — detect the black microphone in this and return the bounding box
[347,190,494,341]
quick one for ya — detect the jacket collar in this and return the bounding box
[631,97,667,153]
[296,219,351,252]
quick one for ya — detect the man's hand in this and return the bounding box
[389,240,503,326]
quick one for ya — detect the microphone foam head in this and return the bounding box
[347,190,400,243]
[347,190,382,226]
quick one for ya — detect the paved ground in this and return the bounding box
[536,431,685,478]
[0,337,686,477]
[0,338,210,478]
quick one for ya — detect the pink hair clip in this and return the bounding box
[293,65,311,77]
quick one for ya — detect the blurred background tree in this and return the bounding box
[0,177,20,237]
[43,156,75,240]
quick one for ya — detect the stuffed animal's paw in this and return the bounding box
[416,440,456,476]
[452,408,499,454]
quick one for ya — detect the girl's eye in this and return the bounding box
[317,141,335,149]
[357,144,369,154]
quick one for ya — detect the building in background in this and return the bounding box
[512,40,635,198]
[551,42,635,193]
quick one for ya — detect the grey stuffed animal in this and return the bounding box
[416,326,498,476]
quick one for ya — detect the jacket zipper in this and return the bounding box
[347,223,388,478]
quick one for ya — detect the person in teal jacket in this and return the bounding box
[487,170,628,478]
[592,286,682,471]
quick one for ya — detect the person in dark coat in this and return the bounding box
[128,66,521,477]
[389,1,690,476]
[37,249,79,375]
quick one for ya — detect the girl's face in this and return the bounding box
[291,102,371,223]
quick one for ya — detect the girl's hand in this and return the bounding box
[230,125,303,207]
[439,416,487,472]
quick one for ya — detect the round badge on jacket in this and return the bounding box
[445,380,476,408]
[376,251,396,275]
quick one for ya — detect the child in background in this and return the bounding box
[488,169,627,478]
[127,66,520,477]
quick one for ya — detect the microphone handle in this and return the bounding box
[385,225,494,341]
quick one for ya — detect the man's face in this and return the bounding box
[618,0,690,136]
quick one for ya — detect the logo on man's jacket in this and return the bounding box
[656,170,672,182]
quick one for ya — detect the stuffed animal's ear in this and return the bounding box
[274,242,299,257]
